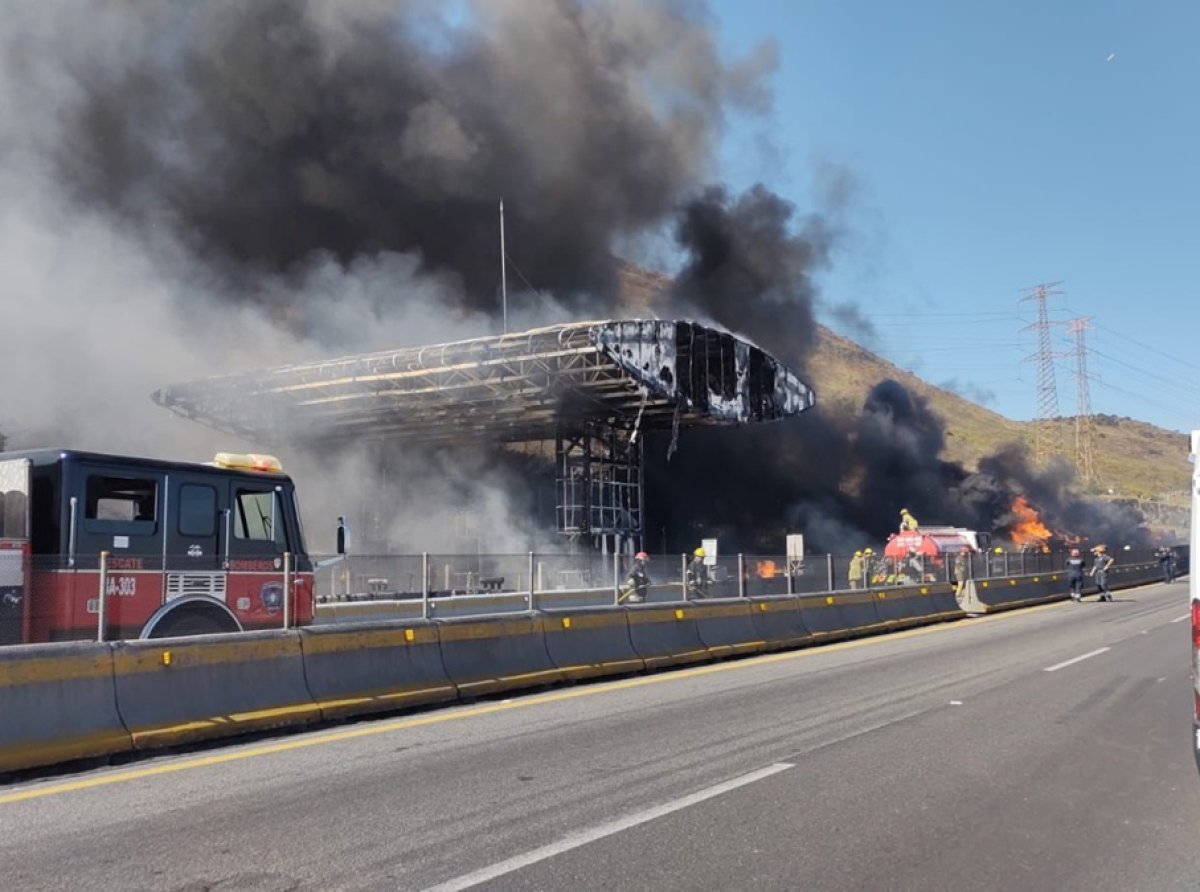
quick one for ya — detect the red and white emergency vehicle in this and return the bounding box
[883,526,991,560]
[0,448,317,643]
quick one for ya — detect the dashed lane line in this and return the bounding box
[1043,647,1111,673]
[422,762,795,892]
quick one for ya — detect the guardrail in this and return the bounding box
[0,556,1181,775]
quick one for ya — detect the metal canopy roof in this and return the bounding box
[152,319,815,447]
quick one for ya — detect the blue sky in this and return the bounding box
[707,0,1199,433]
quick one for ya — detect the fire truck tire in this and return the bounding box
[141,599,242,639]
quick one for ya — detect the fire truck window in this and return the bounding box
[234,489,286,547]
[86,476,157,524]
[178,484,216,537]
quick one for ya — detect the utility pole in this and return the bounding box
[1066,316,1096,482]
[1020,281,1066,465]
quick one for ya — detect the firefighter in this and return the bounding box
[1091,544,1115,601]
[864,547,883,584]
[619,552,652,603]
[899,508,919,532]
[686,547,710,599]
[953,545,971,596]
[1156,545,1176,583]
[848,550,865,589]
[1066,547,1086,601]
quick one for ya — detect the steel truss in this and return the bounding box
[154,319,815,546]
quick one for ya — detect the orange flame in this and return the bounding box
[1009,495,1053,550]
[755,560,778,579]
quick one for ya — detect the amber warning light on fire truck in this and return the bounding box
[0,448,319,646]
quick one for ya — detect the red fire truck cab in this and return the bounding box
[0,448,315,644]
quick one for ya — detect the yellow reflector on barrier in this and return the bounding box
[877,592,886,599]
[161,651,172,667]
[920,587,928,594]
[674,609,684,620]
[404,629,415,642]
[561,617,571,629]
[758,603,767,612]
[981,581,989,588]
[1009,579,1017,586]
[825,596,834,605]
[1033,577,1040,582]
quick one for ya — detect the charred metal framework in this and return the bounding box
[155,320,815,551]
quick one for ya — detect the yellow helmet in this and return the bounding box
[864,548,873,555]
[694,547,705,557]
[994,546,1004,553]
[854,550,863,556]
[900,508,908,514]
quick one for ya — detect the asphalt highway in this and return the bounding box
[3,581,1199,891]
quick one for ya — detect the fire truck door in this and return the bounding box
[0,458,31,644]
[166,476,224,590]
[225,483,291,622]
[0,541,25,645]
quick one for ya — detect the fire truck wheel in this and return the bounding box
[146,607,239,638]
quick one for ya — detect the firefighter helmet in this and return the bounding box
[635,551,648,560]
[694,547,705,557]
[854,550,862,556]
[864,548,873,555]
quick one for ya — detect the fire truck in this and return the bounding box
[883,526,991,560]
[0,448,318,644]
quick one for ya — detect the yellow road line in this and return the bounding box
[0,596,1076,807]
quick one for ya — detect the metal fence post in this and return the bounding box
[826,553,834,591]
[282,551,292,629]
[528,551,535,612]
[97,550,109,642]
[681,553,688,601]
[787,558,794,595]
[421,551,429,620]
[737,554,745,597]
[613,552,620,605]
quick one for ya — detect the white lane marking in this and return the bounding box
[423,762,795,892]
[1044,647,1111,673]
[1170,614,1191,624]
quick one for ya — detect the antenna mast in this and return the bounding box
[499,199,508,334]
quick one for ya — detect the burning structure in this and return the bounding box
[154,320,815,553]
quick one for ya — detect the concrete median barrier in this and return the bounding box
[541,609,644,680]
[873,583,963,629]
[798,590,887,642]
[972,573,1073,611]
[436,615,563,698]
[690,601,765,658]
[0,641,131,774]
[747,596,812,651]
[626,604,712,670]
[111,631,320,750]
[313,600,425,625]
[299,621,457,720]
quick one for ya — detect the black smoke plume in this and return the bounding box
[39,0,775,323]
[3,1,1151,553]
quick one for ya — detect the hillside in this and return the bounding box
[808,326,1190,522]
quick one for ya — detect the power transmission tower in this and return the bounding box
[1020,282,1066,464]
[1066,317,1096,482]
